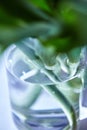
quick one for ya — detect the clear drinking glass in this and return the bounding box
[5,38,86,130]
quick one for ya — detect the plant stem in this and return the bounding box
[41,85,77,130]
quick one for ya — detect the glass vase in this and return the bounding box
[5,38,86,130]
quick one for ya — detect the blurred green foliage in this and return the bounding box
[0,0,87,53]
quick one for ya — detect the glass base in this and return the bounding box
[12,111,68,130]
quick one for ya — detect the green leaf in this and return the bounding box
[28,0,51,12]
[0,22,60,53]
[0,0,52,22]
[0,0,87,54]
[41,1,87,53]
[46,0,61,9]
[69,0,87,14]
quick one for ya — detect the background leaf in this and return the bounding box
[0,0,87,53]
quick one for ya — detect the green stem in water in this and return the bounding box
[41,85,77,130]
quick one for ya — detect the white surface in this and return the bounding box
[0,54,17,130]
